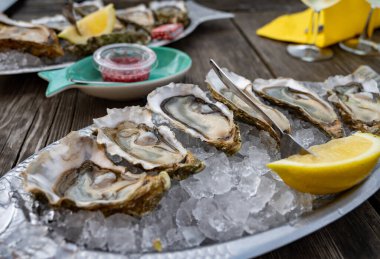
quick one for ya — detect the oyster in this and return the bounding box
[328,81,380,134]
[117,4,155,30]
[63,24,150,56]
[94,106,204,180]
[30,15,70,32]
[22,131,170,216]
[150,1,190,27]
[74,0,104,17]
[0,14,63,58]
[147,83,241,155]
[253,78,343,138]
[206,69,291,142]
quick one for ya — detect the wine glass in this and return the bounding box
[339,0,380,55]
[287,0,341,62]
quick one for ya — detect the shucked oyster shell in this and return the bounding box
[0,14,63,58]
[147,83,241,155]
[206,69,291,142]
[150,0,190,27]
[22,131,170,216]
[94,106,204,180]
[117,4,155,30]
[253,78,343,138]
[327,81,380,135]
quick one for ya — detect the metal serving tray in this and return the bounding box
[0,125,379,258]
[0,1,233,76]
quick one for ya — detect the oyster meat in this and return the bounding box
[23,131,170,216]
[206,69,291,142]
[0,14,63,58]
[94,106,204,180]
[147,83,241,155]
[328,81,380,134]
[150,1,190,27]
[253,78,343,138]
[117,4,155,30]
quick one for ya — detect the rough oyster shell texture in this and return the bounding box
[0,14,63,58]
[253,78,344,138]
[22,131,170,216]
[147,83,241,155]
[63,24,151,57]
[326,78,380,135]
[206,68,291,142]
[94,106,204,180]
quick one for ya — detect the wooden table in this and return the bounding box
[2,0,380,258]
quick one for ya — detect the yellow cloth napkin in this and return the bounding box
[257,0,380,47]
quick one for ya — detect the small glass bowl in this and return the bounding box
[93,43,157,83]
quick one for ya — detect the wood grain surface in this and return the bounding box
[1,0,380,258]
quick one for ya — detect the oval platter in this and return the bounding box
[0,1,233,76]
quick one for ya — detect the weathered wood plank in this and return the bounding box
[0,75,50,176]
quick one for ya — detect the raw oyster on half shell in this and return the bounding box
[22,131,170,216]
[150,0,190,27]
[117,4,155,30]
[253,78,344,138]
[147,83,241,155]
[94,106,204,180]
[206,68,291,142]
[0,14,63,58]
[327,81,380,134]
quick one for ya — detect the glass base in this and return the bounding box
[286,44,333,62]
[339,38,380,56]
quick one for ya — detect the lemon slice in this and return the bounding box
[267,132,380,194]
[59,4,116,45]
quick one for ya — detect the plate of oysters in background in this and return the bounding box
[0,64,379,258]
[0,0,233,75]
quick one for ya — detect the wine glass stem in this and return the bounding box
[311,10,321,46]
[360,8,374,40]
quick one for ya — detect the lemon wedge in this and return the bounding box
[59,4,116,45]
[267,132,380,194]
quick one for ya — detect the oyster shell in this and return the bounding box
[327,81,380,134]
[63,24,150,56]
[206,69,291,142]
[150,1,190,27]
[22,131,170,216]
[253,78,343,138]
[0,14,63,58]
[94,106,204,180]
[117,4,155,30]
[30,15,70,32]
[74,0,104,17]
[147,83,241,155]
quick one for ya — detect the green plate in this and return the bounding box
[38,47,192,100]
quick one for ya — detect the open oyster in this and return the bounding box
[0,14,63,58]
[328,81,380,134]
[94,106,204,180]
[206,69,291,142]
[117,4,155,30]
[150,1,190,27]
[23,131,170,216]
[147,83,241,155]
[253,78,343,138]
